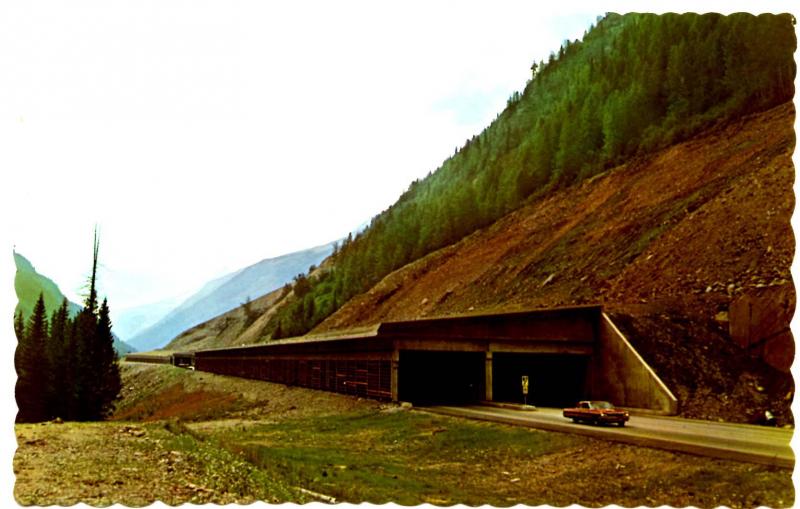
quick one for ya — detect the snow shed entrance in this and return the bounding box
[398,350,484,405]
[491,353,590,407]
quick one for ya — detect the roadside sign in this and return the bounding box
[521,375,529,395]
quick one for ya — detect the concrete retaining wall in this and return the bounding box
[594,313,678,415]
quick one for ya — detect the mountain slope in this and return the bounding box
[126,242,335,351]
[312,102,794,424]
[315,104,794,328]
[13,252,135,355]
[14,252,82,320]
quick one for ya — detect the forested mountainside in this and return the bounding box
[262,12,795,339]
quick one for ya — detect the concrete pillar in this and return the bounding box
[391,349,400,402]
[484,351,493,402]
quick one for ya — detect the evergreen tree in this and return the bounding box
[15,293,49,423]
[67,229,103,420]
[73,230,122,420]
[63,315,81,420]
[14,309,25,341]
[46,299,71,420]
[84,227,100,314]
[56,228,122,421]
[94,298,121,418]
[71,306,98,420]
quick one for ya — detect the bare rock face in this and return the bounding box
[729,285,795,372]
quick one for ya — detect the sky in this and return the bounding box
[2,2,606,315]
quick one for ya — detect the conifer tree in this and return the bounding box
[14,310,25,341]
[47,299,71,419]
[94,298,121,418]
[71,306,98,420]
[56,228,123,421]
[15,293,49,423]
[70,229,110,420]
[64,314,81,420]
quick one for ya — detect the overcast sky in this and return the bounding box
[1,0,795,318]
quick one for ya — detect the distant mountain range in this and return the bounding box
[13,252,135,355]
[124,242,336,352]
[112,295,185,341]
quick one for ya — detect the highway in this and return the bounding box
[424,405,794,468]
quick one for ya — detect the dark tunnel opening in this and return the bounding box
[398,350,485,405]
[492,353,590,407]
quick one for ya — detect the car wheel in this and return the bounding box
[572,418,579,423]
[618,421,626,427]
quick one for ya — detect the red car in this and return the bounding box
[563,401,629,426]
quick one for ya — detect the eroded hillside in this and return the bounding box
[313,103,795,424]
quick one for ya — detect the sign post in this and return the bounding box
[521,375,529,406]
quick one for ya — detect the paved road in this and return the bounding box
[424,405,794,468]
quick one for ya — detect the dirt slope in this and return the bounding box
[314,103,795,424]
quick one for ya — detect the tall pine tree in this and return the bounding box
[71,228,122,420]
[71,306,97,420]
[47,299,71,420]
[14,310,25,341]
[15,293,50,423]
[94,298,121,418]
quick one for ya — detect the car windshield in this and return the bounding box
[590,401,613,409]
